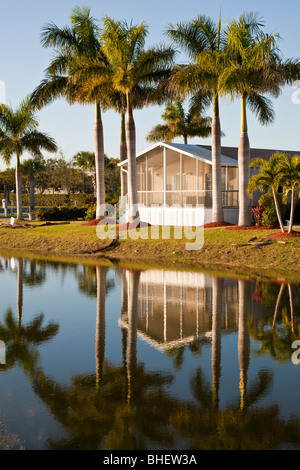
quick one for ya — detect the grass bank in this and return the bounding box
[0,220,299,282]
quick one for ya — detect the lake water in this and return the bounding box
[0,254,300,451]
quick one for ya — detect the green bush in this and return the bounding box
[85,204,96,221]
[36,206,87,221]
[0,193,93,207]
[259,192,287,227]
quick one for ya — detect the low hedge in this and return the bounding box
[36,206,87,221]
[0,193,93,207]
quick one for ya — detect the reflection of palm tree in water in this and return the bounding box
[238,279,251,410]
[30,267,175,450]
[17,258,23,325]
[249,281,300,362]
[95,266,107,388]
[126,270,139,404]
[212,277,223,410]
[169,278,300,450]
[0,257,59,373]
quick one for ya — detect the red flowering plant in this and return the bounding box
[86,196,96,205]
[251,204,265,226]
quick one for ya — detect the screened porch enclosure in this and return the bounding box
[121,143,239,209]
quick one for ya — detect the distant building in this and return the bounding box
[199,145,299,162]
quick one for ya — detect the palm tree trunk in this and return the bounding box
[95,266,107,389]
[126,93,139,223]
[289,186,295,233]
[238,95,251,227]
[17,258,23,326]
[238,279,251,410]
[127,270,140,403]
[94,102,106,219]
[212,94,224,223]
[15,154,23,219]
[272,187,285,232]
[211,276,223,410]
[272,283,285,329]
[28,174,35,221]
[83,172,87,194]
[3,183,8,217]
[288,283,295,333]
[120,113,127,198]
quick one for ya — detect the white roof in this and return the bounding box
[118,142,238,167]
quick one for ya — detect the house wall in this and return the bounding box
[120,206,239,226]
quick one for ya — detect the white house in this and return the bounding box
[119,142,239,226]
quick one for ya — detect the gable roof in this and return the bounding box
[118,142,238,167]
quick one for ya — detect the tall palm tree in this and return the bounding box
[21,158,46,220]
[0,97,57,219]
[248,153,285,232]
[166,14,226,223]
[100,89,152,198]
[99,17,175,222]
[276,153,300,233]
[30,6,108,220]
[220,12,297,226]
[146,99,212,144]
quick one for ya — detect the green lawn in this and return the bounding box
[0,220,299,282]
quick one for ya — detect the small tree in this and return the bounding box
[248,154,285,232]
[276,153,300,233]
[146,99,212,144]
[73,151,95,193]
[21,158,46,220]
[0,97,57,219]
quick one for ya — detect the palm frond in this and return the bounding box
[30,76,70,109]
[146,124,175,142]
[21,130,58,156]
[246,93,275,126]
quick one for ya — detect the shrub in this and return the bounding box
[259,192,287,227]
[251,204,265,226]
[0,192,93,207]
[36,206,87,221]
[85,204,96,221]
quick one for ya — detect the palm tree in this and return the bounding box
[146,99,212,144]
[276,153,300,233]
[99,17,175,223]
[166,14,226,223]
[100,89,152,198]
[73,151,95,194]
[220,12,296,226]
[21,158,46,220]
[0,97,57,219]
[30,6,108,220]
[248,154,285,232]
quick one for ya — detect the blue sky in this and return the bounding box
[0,0,300,170]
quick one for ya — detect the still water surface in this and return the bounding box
[0,254,300,450]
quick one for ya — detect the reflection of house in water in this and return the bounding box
[119,270,239,351]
